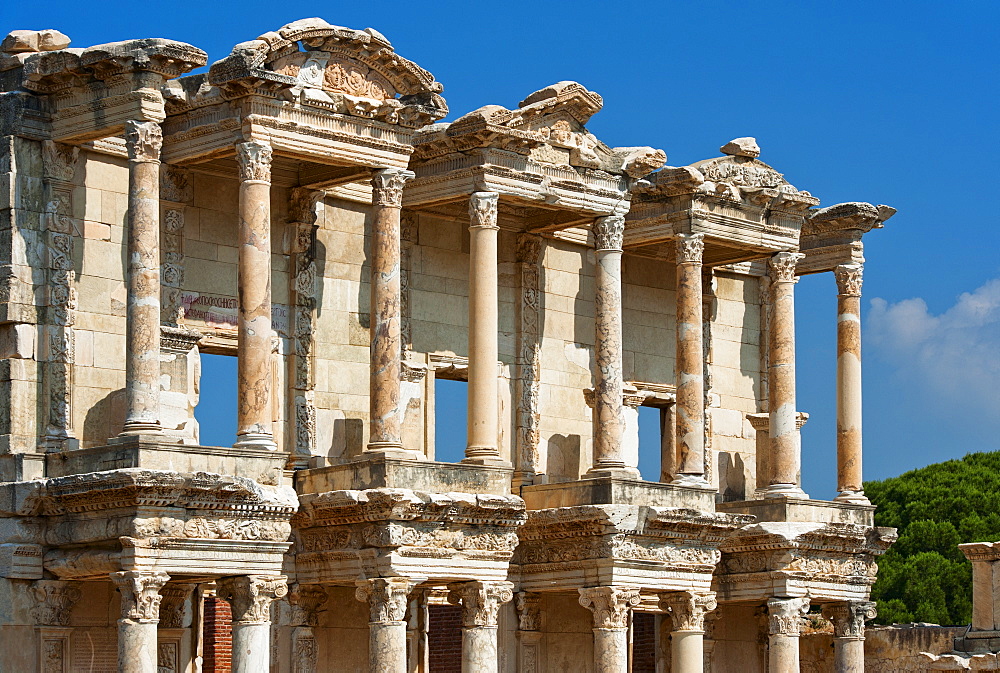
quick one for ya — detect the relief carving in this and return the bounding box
[355,577,415,624]
[125,121,163,163]
[235,142,273,183]
[578,587,640,629]
[592,215,625,251]
[217,575,288,625]
[30,580,82,626]
[370,168,413,208]
[111,571,170,623]
[448,581,514,628]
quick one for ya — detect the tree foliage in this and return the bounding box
[866,451,1000,625]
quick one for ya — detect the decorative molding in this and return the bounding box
[592,215,625,251]
[768,252,805,283]
[766,596,810,636]
[448,581,514,628]
[30,581,82,626]
[217,575,288,625]
[355,577,417,624]
[111,571,170,623]
[822,601,877,639]
[468,191,500,229]
[125,121,163,164]
[660,591,717,632]
[675,233,705,265]
[578,587,640,629]
[162,207,185,325]
[834,263,864,297]
[370,168,414,208]
[516,592,542,631]
[235,142,273,183]
[41,141,79,182]
[514,233,543,484]
[287,584,329,627]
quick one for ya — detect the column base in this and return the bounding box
[585,465,641,480]
[365,443,422,460]
[463,446,511,467]
[118,420,162,435]
[763,483,809,499]
[234,433,278,451]
[834,490,871,505]
[671,473,710,488]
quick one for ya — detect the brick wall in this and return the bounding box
[633,612,656,673]
[203,596,233,673]
[428,604,463,673]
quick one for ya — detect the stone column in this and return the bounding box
[356,577,418,673]
[516,592,543,672]
[30,580,82,673]
[587,215,639,478]
[217,575,287,673]
[121,121,163,435]
[448,580,514,673]
[285,583,328,673]
[111,570,170,673]
[579,586,640,673]
[834,263,869,504]
[765,252,807,498]
[766,596,809,673]
[234,142,276,449]
[673,233,707,486]
[465,192,505,466]
[822,601,876,673]
[367,168,415,457]
[661,591,716,673]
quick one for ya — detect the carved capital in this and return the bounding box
[289,187,323,225]
[217,575,288,625]
[660,591,717,632]
[675,233,705,265]
[592,215,625,252]
[834,263,864,297]
[355,577,416,624]
[158,584,196,629]
[42,141,79,182]
[371,168,414,208]
[766,596,810,636]
[125,121,162,164]
[448,581,514,628]
[578,586,640,630]
[468,191,500,230]
[287,583,329,627]
[768,251,805,283]
[29,580,82,626]
[516,591,542,631]
[822,601,876,639]
[516,234,544,265]
[111,571,170,623]
[235,141,273,183]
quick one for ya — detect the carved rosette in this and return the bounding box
[516,592,542,631]
[217,575,288,625]
[822,601,877,640]
[30,580,82,626]
[111,571,170,623]
[287,584,329,627]
[355,577,416,624]
[370,168,414,208]
[448,581,515,628]
[834,263,864,297]
[235,141,273,183]
[766,596,810,637]
[468,191,500,229]
[675,233,705,265]
[125,121,162,164]
[768,251,805,283]
[578,587,641,630]
[661,591,718,632]
[592,215,625,252]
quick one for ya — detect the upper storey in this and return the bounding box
[405,80,665,232]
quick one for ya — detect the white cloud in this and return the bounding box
[867,278,1000,421]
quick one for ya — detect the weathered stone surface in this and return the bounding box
[1,30,71,54]
[720,136,761,158]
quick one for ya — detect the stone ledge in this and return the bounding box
[521,476,715,510]
[717,496,875,526]
[296,455,513,496]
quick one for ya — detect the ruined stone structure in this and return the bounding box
[0,19,898,673]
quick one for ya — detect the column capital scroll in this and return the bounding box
[660,590,717,632]
[448,580,514,628]
[217,575,287,625]
[769,251,806,283]
[111,570,170,623]
[675,233,705,265]
[355,577,417,624]
[767,596,810,636]
[371,168,414,208]
[834,263,864,296]
[822,601,877,640]
[592,215,625,252]
[469,191,500,229]
[125,120,162,164]
[578,586,640,629]
[235,141,273,183]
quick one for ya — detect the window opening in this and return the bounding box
[433,378,468,463]
[637,405,667,482]
[194,353,238,447]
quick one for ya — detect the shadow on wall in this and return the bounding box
[718,451,747,502]
[547,433,582,482]
[83,388,126,448]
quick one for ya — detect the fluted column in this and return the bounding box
[234,142,276,449]
[834,263,869,504]
[765,252,807,498]
[217,575,287,673]
[111,570,170,673]
[766,596,809,673]
[465,192,505,465]
[673,233,707,486]
[448,581,514,673]
[579,587,640,673]
[121,121,163,435]
[588,215,638,478]
[356,578,418,673]
[661,591,716,673]
[367,168,415,457]
[823,601,876,673]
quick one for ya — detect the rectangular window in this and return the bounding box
[637,405,666,482]
[433,378,468,463]
[194,353,238,447]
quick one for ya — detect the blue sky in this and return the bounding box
[10,1,998,497]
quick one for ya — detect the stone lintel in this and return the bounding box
[296,455,514,496]
[521,476,716,510]
[717,496,875,526]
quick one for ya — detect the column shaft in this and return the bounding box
[833,637,865,673]
[588,216,638,478]
[235,142,275,449]
[448,580,514,673]
[367,168,414,456]
[465,192,504,465]
[835,264,868,503]
[822,600,876,673]
[580,587,640,673]
[674,233,706,484]
[766,597,809,673]
[111,571,169,673]
[661,590,716,673]
[217,575,287,673]
[122,121,163,434]
[672,630,705,673]
[593,628,629,673]
[357,578,418,673]
[766,252,806,498]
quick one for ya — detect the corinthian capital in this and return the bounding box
[235,141,273,183]
[822,601,876,639]
[675,233,705,265]
[371,168,414,208]
[217,575,288,625]
[660,590,717,632]
[469,191,500,229]
[30,580,82,626]
[767,596,810,636]
[125,121,162,163]
[516,591,542,631]
[769,251,805,283]
[834,263,864,297]
[111,570,170,623]
[593,215,625,252]
[448,581,514,628]
[355,577,417,624]
[578,586,640,629]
